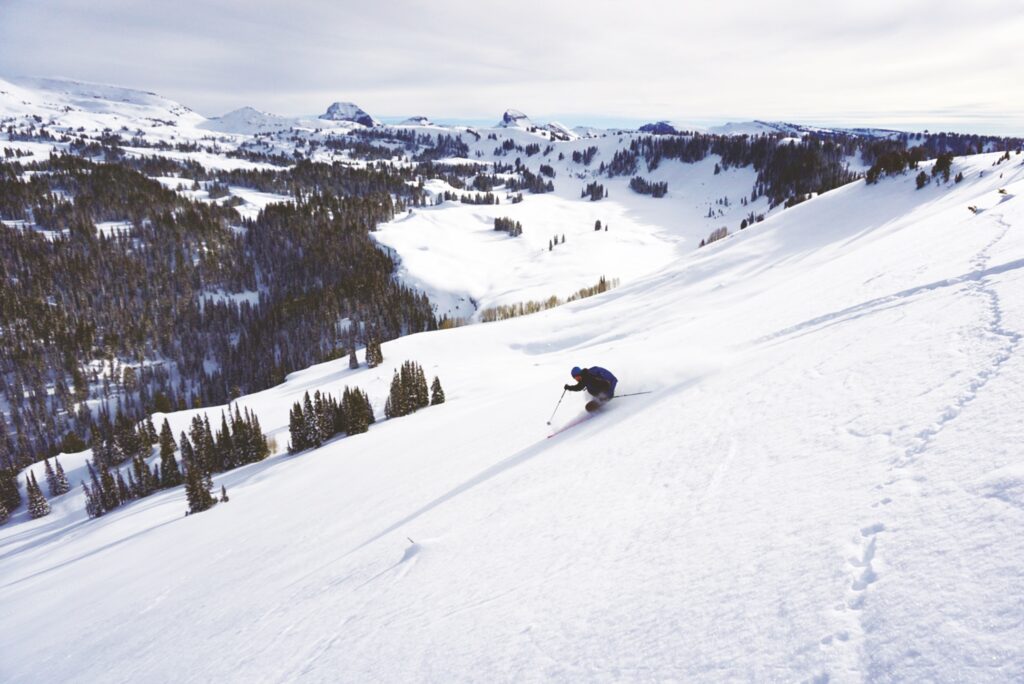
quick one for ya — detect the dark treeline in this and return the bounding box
[629,176,668,197]
[601,130,1023,208]
[0,154,435,468]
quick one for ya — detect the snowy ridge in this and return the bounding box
[497,108,533,128]
[3,150,1024,681]
[200,106,297,134]
[0,75,202,125]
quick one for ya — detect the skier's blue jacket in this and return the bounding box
[566,366,618,398]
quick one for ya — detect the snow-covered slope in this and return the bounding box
[3,151,1023,682]
[0,76,201,124]
[200,106,297,134]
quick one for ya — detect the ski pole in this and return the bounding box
[546,389,567,425]
[614,391,653,398]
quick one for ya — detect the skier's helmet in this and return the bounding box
[570,366,582,379]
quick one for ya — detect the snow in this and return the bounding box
[498,108,533,128]
[0,219,67,241]
[2,150,1023,681]
[227,186,293,220]
[200,106,297,135]
[3,69,1024,679]
[200,288,261,308]
[94,220,133,238]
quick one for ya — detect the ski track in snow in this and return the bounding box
[818,208,1022,681]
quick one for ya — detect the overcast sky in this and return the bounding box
[1,0,1021,133]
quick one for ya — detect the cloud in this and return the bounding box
[0,0,1021,133]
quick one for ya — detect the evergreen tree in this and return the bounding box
[288,402,308,453]
[342,386,373,435]
[430,376,446,405]
[82,481,101,518]
[246,409,270,461]
[413,364,430,410]
[349,347,359,370]
[387,370,405,418]
[303,392,320,447]
[131,454,154,496]
[26,472,51,519]
[0,499,8,525]
[220,485,229,503]
[44,458,58,496]
[159,420,182,487]
[183,443,215,514]
[53,457,71,495]
[115,470,130,503]
[126,469,140,500]
[203,415,218,473]
[98,460,120,512]
[365,339,384,368]
[144,416,159,445]
[217,411,236,470]
[86,461,106,516]
[0,458,22,513]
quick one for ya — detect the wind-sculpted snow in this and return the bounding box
[2,147,1024,683]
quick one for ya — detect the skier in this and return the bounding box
[564,365,618,409]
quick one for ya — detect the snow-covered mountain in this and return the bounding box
[544,120,578,141]
[497,108,533,128]
[3,73,1024,682]
[319,101,379,126]
[200,106,297,135]
[0,75,204,132]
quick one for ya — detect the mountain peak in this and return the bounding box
[320,101,379,126]
[498,109,532,128]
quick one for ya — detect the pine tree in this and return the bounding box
[342,386,373,435]
[288,402,308,453]
[217,411,235,470]
[366,339,383,368]
[0,499,8,525]
[316,392,334,442]
[126,468,140,500]
[44,458,58,496]
[53,457,71,495]
[220,485,229,503]
[99,460,120,511]
[132,454,153,497]
[26,472,51,519]
[145,416,159,445]
[387,370,405,418]
[0,459,22,513]
[362,388,376,426]
[246,409,270,461]
[159,420,182,487]
[86,461,106,516]
[414,364,430,410]
[349,347,359,370]
[115,470,130,503]
[82,481,101,518]
[303,392,320,447]
[203,415,218,473]
[431,376,446,405]
[183,444,215,514]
